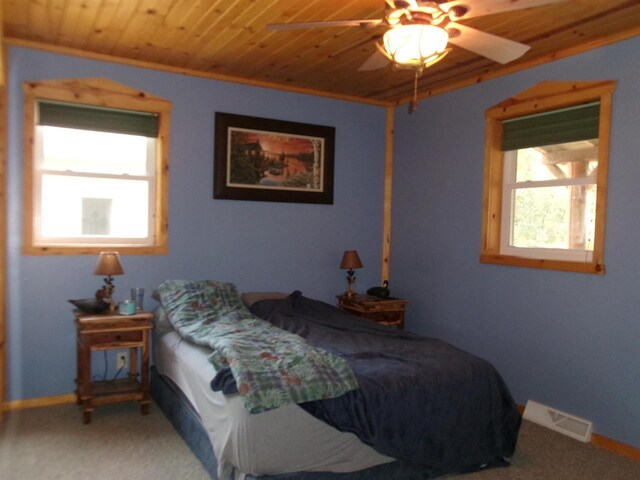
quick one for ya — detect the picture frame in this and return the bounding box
[214,112,335,204]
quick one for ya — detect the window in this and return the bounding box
[23,78,171,255]
[480,81,615,274]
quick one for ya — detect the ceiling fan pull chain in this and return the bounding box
[410,68,420,113]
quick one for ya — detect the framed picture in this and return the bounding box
[214,112,335,204]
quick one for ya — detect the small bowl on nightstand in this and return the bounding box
[68,298,109,314]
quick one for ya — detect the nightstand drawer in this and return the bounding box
[360,303,400,313]
[362,310,403,325]
[87,330,143,348]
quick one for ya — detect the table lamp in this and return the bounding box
[94,251,124,311]
[340,250,363,298]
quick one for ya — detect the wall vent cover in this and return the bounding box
[523,400,593,443]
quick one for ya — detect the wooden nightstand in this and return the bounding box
[337,294,408,329]
[74,309,153,424]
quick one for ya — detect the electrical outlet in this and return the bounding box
[117,351,129,370]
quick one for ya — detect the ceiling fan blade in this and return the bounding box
[267,19,383,31]
[440,0,565,20]
[447,22,530,64]
[358,49,390,71]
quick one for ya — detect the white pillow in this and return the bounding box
[241,292,289,307]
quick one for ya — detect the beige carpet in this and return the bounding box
[0,400,638,480]
[0,401,210,480]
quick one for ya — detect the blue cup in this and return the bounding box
[118,300,136,315]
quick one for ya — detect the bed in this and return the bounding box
[151,281,521,480]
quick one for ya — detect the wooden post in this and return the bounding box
[381,107,394,284]
[569,160,588,250]
[0,0,7,421]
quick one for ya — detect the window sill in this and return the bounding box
[22,245,168,256]
[479,253,605,275]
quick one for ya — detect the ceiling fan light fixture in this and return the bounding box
[383,24,449,68]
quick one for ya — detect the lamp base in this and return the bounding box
[95,288,117,312]
[107,297,118,312]
[96,277,117,311]
[345,270,357,298]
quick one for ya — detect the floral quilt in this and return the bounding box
[155,280,358,413]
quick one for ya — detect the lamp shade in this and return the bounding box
[340,250,363,270]
[383,24,449,67]
[94,251,124,276]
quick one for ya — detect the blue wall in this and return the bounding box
[391,37,640,448]
[6,47,387,401]
[6,38,640,449]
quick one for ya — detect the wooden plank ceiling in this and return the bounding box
[3,0,640,105]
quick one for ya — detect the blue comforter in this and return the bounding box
[246,292,521,474]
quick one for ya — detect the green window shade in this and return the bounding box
[502,102,600,151]
[38,101,159,137]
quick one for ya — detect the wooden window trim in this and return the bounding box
[480,81,616,274]
[22,78,171,255]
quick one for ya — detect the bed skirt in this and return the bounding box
[151,367,462,480]
[151,366,220,478]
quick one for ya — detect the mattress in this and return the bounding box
[153,329,394,480]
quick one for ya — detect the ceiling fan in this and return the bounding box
[268,0,565,110]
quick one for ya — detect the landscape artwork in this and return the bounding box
[214,113,335,204]
[228,128,323,191]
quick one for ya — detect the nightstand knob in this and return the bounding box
[115,334,122,341]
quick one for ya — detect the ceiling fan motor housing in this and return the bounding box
[386,2,455,29]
